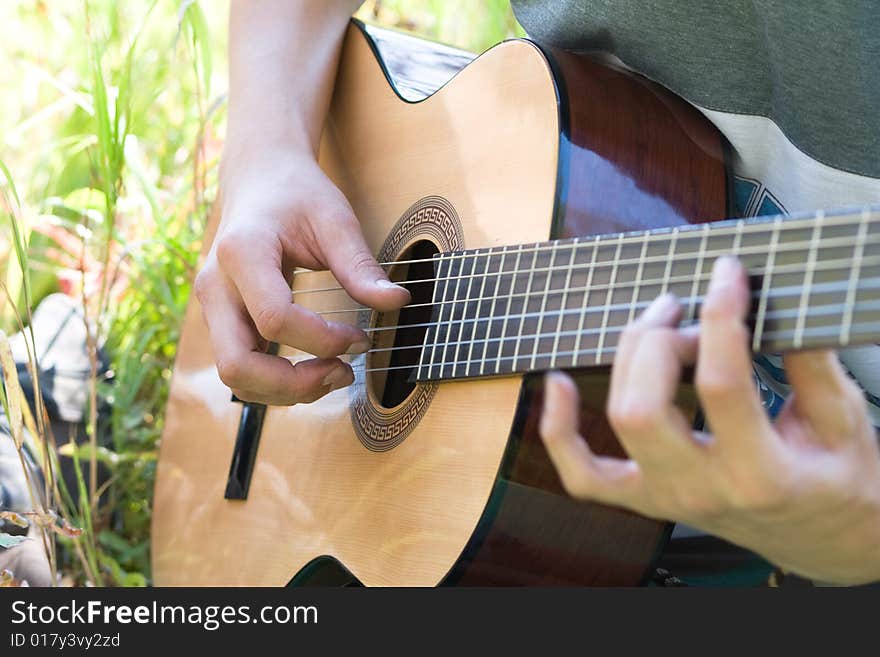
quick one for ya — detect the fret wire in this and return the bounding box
[841,208,871,346]
[302,231,879,303]
[626,231,651,326]
[292,205,879,288]
[572,234,601,367]
[793,211,824,349]
[478,244,507,375]
[426,254,454,380]
[595,234,625,365]
[550,237,579,369]
[530,241,560,370]
[439,250,470,378]
[686,223,711,321]
[363,257,880,336]
[378,274,880,340]
[732,218,745,257]
[367,319,880,377]
[659,226,678,296]
[454,247,481,378]
[752,216,782,351]
[375,296,880,359]
[512,243,541,372]
[495,243,525,374]
[465,249,491,377]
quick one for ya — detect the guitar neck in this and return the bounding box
[414,206,880,382]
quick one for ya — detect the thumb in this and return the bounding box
[321,211,410,311]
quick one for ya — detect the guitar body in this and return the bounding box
[152,21,729,586]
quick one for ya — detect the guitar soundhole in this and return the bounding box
[368,240,438,409]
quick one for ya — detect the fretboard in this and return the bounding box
[414,206,880,382]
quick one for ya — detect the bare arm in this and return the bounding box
[225,0,357,167]
[196,1,408,406]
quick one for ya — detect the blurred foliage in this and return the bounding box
[357,0,525,52]
[0,0,523,585]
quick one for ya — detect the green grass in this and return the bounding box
[0,0,522,586]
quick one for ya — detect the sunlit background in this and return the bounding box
[0,1,523,586]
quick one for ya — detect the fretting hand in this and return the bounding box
[539,256,880,585]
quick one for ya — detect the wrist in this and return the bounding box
[220,138,317,191]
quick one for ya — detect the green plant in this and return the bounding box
[1,0,223,586]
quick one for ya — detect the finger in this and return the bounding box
[610,293,686,405]
[540,371,643,506]
[197,273,352,404]
[229,357,353,405]
[608,325,702,466]
[782,349,866,442]
[216,226,368,357]
[696,256,775,452]
[318,210,410,312]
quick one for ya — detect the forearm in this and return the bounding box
[226,0,362,169]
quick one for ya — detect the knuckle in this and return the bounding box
[695,368,742,401]
[216,359,245,388]
[348,250,379,276]
[253,304,287,341]
[215,233,244,267]
[193,268,215,303]
[608,398,664,435]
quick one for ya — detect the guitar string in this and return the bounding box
[294,230,879,303]
[361,297,880,358]
[294,208,880,294]
[250,281,880,375]
[357,319,880,376]
[329,255,880,334]
[291,206,878,279]
[357,274,880,336]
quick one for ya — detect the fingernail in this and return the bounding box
[376,279,405,291]
[346,338,371,355]
[709,256,738,292]
[322,365,353,391]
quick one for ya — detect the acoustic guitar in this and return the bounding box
[152,20,880,586]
